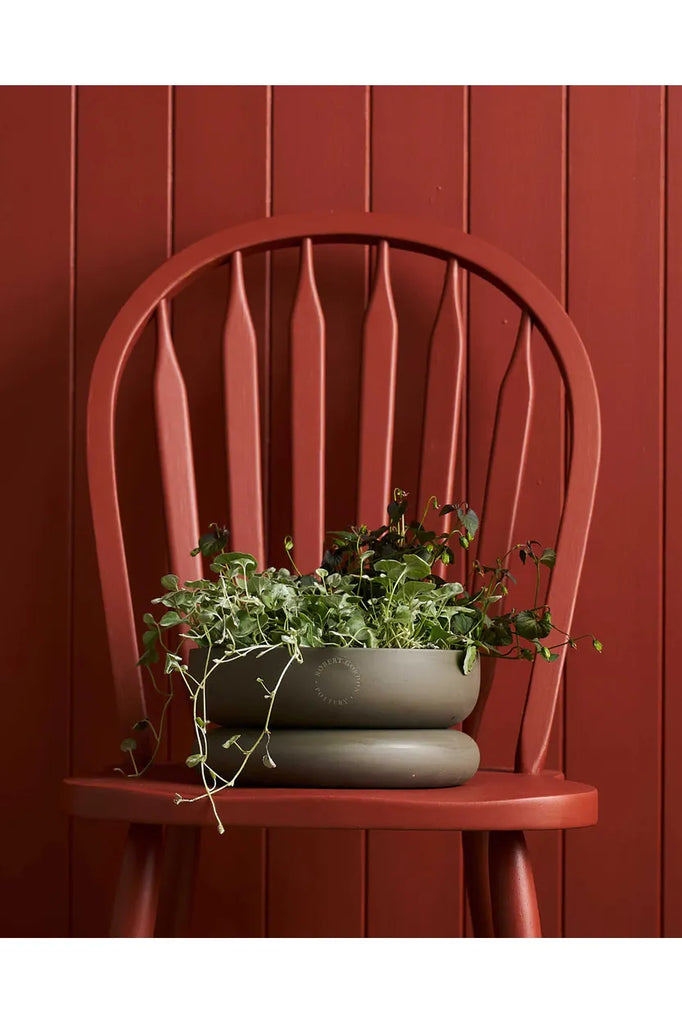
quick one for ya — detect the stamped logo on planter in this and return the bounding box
[313,656,361,706]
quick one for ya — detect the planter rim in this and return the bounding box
[190,645,478,656]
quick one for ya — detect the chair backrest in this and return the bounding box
[87,212,600,776]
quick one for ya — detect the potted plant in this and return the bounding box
[123,490,601,833]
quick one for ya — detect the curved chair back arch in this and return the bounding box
[87,211,601,777]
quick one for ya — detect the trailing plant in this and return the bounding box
[122,489,601,833]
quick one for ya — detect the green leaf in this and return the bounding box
[457,507,479,537]
[143,613,156,626]
[211,552,258,575]
[137,647,158,667]
[463,645,478,676]
[403,580,436,596]
[159,610,183,628]
[164,652,182,674]
[403,553,432,580]
[374,559,407,581]
[120,738,137,752]
[449,612,478,635]
[160,574,180,591]
[515,610,550,640]
[458,535,470,550]
[132,720,149,732]
[387,498,408,521]
[592,638,603,653]
[539,548,556,568]
[221,734,242,749]
[185,753,205,768]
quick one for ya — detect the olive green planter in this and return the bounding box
[188,646,480,729]
[203,727,480,788]
[189,647,482,789]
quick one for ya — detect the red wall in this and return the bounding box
[0,85,676,937]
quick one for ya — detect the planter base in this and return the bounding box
[203,727,480,788]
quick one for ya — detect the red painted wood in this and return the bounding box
[72,85,172,937]
[468,85,567,938]
[370,85,469,941]
[110,823,163,937]
[291,239,326,573]
[267,830,365,937]
[154,825,200,937]
[418,258,465,524]
[665,86,682,937]
[270,86,368,556]
[4,83,672,943]
[269,86,369,938]
[155,298,202,586]
[465,310,534,741]
[367,832,462,937]
[488,831,542,938]
[173,85,270,940]
[0,85,73,937]
[462,832,494,937]
[63,767,598,831]
[564,86,664,938]
[224,250,265,568]
[78,212,599,940]
[357,241,398,527]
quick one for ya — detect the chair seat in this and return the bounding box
[62,765,597,832]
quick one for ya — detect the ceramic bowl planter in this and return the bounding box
[189,646,481,788]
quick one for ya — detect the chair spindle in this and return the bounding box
[155,298,203,585]
[223,250,266,568]
[357,241,399,527]
[290,238,326,573]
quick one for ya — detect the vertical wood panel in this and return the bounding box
[468,85,565,937]
[0,86,73,936]
[173,85,270,937]
[268,85,368,937]
[664,85,682,937]
[71,85,171,936]
[368,85,468,938]
[565,85,664,938]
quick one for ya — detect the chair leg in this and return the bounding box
[154,826,201,938]
[109,823,164,937]
[488,830,542,938]
[462,831,494,937]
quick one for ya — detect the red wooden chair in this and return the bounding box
[62,212,600,938]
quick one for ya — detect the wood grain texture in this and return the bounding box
[0,86,73,937]
[369,85,468,939]
[268,85,368,936]
[665,86,682,937]
[467,84,566,938]
[172,85,270,938]
[564,85,664,938]
[71,85,172,937]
